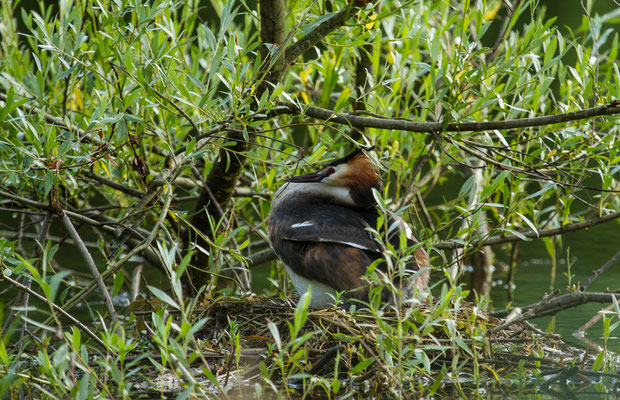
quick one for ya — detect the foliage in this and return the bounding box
[0,0,619,398]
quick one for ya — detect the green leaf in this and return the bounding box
[147,285,180,310]
[592,350,605,371]
[112,270,124,298]
[201,365,219,386]
[305,146,326,164]
[0,340,9,365]
[293,288,311,338]
[185,139,196,156]
[0,87,14,123]
[48,271,71,303]
[268,321,281,351]
[350,357,374,374]
[516,212,538,237]
[70,326,81,350]
[459,175,475,198]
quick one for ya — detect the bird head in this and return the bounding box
[286,149,382,208]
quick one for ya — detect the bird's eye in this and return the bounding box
[327,167,336,175]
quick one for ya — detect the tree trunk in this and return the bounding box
[187,0,288,293]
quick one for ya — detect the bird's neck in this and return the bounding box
[272,180,383,211]
[349,180,382,209]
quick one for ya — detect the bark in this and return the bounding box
[190,135,249,285]
[351,43,374,140]
[273,100,620,132]
[490,291,620,328]
[189,0,287,289]
[450,160,494,300]
[187,1,373,291]
[259,0,287,89]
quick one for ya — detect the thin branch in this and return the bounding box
[34,189,173,335]
[284,3,360,65]
[82,170,145,198]
[488,0,516,63]
[61,212,119,327]
[238,247,278,270]
[580,251,620,291]
[1,274,109,349]
[490,291,620,321]
[507,241,519,306]
[435,210,620,249]
[274,99,620,132]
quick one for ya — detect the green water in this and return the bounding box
[490,221,620,351]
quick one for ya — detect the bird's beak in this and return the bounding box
[285,171,328,183]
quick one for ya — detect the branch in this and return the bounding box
[259,0,287,86]
[82,170,145,198]
[275,100,620,132]
[236,247,278,270]
[61,212,119,328]
[285,4,360,65]
[2,274,108,349]
[435,210,620,250]
[34,189,173,335]
[580,250,620,291]
[490,291,620,321]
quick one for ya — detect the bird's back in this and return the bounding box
[269,187,429,307]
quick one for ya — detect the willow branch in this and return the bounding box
[435,210,620,250]
[285,4,360,65]
[235,247,278,270]
[2,274,108,349]
[259,0,287,86]
[580,251,620,291]
[275,100,620,132]
[34,189,173,335]
[61,213,119,327]
[82,170,144,198]
[491,292,620,321]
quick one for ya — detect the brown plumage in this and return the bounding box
[269,149,430,307]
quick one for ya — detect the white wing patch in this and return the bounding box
[291,221,314,229]
[404,223,413,239]
[340,241,375,251]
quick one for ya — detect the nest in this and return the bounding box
[131,295,619,398]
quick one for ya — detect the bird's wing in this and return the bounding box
[274,204,382,253]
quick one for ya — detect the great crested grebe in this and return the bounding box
[268,149,430,308]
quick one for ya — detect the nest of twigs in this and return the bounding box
[133,296,620,398]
